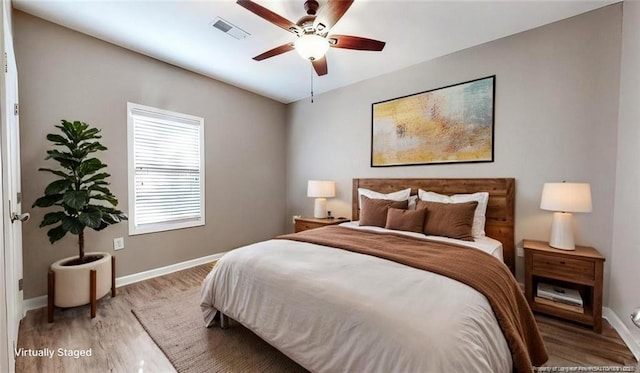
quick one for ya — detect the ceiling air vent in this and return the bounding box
[212,17,250,40]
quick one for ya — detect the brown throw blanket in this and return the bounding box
[277,226,548,373]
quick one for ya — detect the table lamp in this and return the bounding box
[307,180,335,218]
[540,182,592,250]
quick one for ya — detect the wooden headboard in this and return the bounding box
[352,178,516,274]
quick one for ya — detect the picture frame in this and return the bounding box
[371,75,495,167]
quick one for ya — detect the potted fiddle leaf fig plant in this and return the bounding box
[32,120,127,310]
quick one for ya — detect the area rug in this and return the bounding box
[131,289,307,373]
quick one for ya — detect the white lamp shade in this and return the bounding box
[294,34,330,60]
[540,183,592,213]
[307,180,335,198]
[540,182,592,250]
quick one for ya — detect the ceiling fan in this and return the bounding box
[237,0,386,76]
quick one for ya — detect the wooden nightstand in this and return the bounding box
[524,239,605,333]
[294,217,350,233]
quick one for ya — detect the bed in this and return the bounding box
[200,178,547,373]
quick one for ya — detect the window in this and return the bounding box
[127,102,205,235]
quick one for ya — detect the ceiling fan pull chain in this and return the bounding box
[310,63,314,103]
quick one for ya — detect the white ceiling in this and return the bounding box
[13,0,616,104]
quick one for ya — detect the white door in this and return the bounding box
[1,2,24,372]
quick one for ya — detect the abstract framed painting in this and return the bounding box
[371,76,495,167]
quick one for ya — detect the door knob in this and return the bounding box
[11,212,30,223]
[632,308,640,328]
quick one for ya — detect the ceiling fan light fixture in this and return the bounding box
[294,34,329,60]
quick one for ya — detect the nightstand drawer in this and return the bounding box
[295,221,323,232]
[294,217,350,233]
[532,253,595,283]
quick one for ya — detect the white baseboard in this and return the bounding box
[22,252,225,313]
[115,252,225,287]
[23,295,47,314]
[603,307,640,361]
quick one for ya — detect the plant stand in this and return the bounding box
[47,255,116,323]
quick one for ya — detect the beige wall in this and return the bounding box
[286,4,622,292]
[14,11,287,299]
[609,0,640,345]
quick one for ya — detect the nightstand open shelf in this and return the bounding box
[524,239,605,333]
[530,278,593,323]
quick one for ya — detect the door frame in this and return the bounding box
[1,2,23,372]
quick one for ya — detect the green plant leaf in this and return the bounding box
[84,172,110,183]
[89,180,109,187]
[91,194,118,206]
[45,150,80,170]
[46,134,66,143]
[47,160,78,171]
[63,190,88,210]
[109,211,128,222]
[102,206,122,213]
[57,120,87,142]
[71,149,88,160]
[38,168,70,178]
[100,214,117,225]
[39,211,66,228]
[46,134,73,149]
[47,225,67,244]
[95,210,127,229]
[77,158,106,176]
[89,205,127,224]
[79,141,107,153]
[72,121,88,137]
[80,127,101,140]
[44,179,72,195]
[88,205,122,214]
[112,213,127,222]
[88,185,111,194]
[61,216,84,235]
[46,149,77,161]
[78,207,102,229]
[32,194,63,208]
[93,221,109,231]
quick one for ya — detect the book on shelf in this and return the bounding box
[534,296,584,313]
[537,282,583,306]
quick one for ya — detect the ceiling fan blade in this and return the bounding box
[237,0,300,34]
[253,43,295,61]
[315,0,354,31]
[328,35,386,51]
[312,57,328,76]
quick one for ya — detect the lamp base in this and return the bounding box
[313,198,327,218]
[549,212,576,250]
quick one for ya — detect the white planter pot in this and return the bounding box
[51,252,112,308]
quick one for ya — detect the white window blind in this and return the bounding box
[127,103,205,235]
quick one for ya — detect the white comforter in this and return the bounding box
[201,228,512,373]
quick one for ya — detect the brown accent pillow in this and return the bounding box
[417,200,478,241]
[385,207,427,233]
[359,196,409,228]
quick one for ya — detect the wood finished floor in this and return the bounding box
[16,262,638,372]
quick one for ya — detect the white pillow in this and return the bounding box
[418,189,489,238]
[358,187,411,208]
